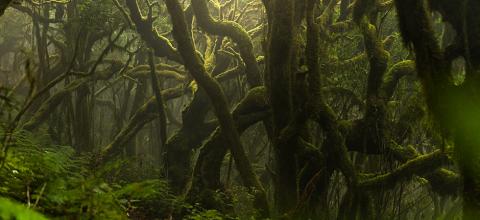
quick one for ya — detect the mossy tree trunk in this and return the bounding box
[394,0,480,218]
[163,0,269,216]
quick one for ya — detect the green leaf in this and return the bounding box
[0,197,49,220]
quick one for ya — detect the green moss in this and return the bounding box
[359,150,446,190]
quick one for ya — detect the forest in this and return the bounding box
[0,0,479,219]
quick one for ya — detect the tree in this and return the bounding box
[394,0,480,218]
[0,0,476,219]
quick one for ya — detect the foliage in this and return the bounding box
[186,209,226,220]
[0,0,475,218]
[185,203,236,220]
[0,129,180,219]
[0,197,48,220]
[231,186,257,220]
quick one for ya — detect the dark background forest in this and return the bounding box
[0,0,479,219]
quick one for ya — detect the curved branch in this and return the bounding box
[163,0,268,215]
[128,69,186,81]
[306,0,357,188]
[381,60,416,99]
[359,150,447,190]
[125,0,183,63]
[190,87,270,206]
[23,77,89,131]
[190,0,262,86]
[100,86,184,157]
[100,63,245,161]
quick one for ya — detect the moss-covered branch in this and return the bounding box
[125,0,182,63]
[359,150,447,190]
[165,88,212,194]
[23,77,90,131]
[125,63,186,81]
[100,63,245,163]
[99,86,184,158]
[381,60,416,99]
[348,11,391,156]
[189,87,270,209]
[394,0,451,99]
[190,0,262,86]
[388,142,460,195]
[395,1,480,216]
[306,0,357,188]
[163,0,269,215]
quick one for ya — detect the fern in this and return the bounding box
[0,129,181,219]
